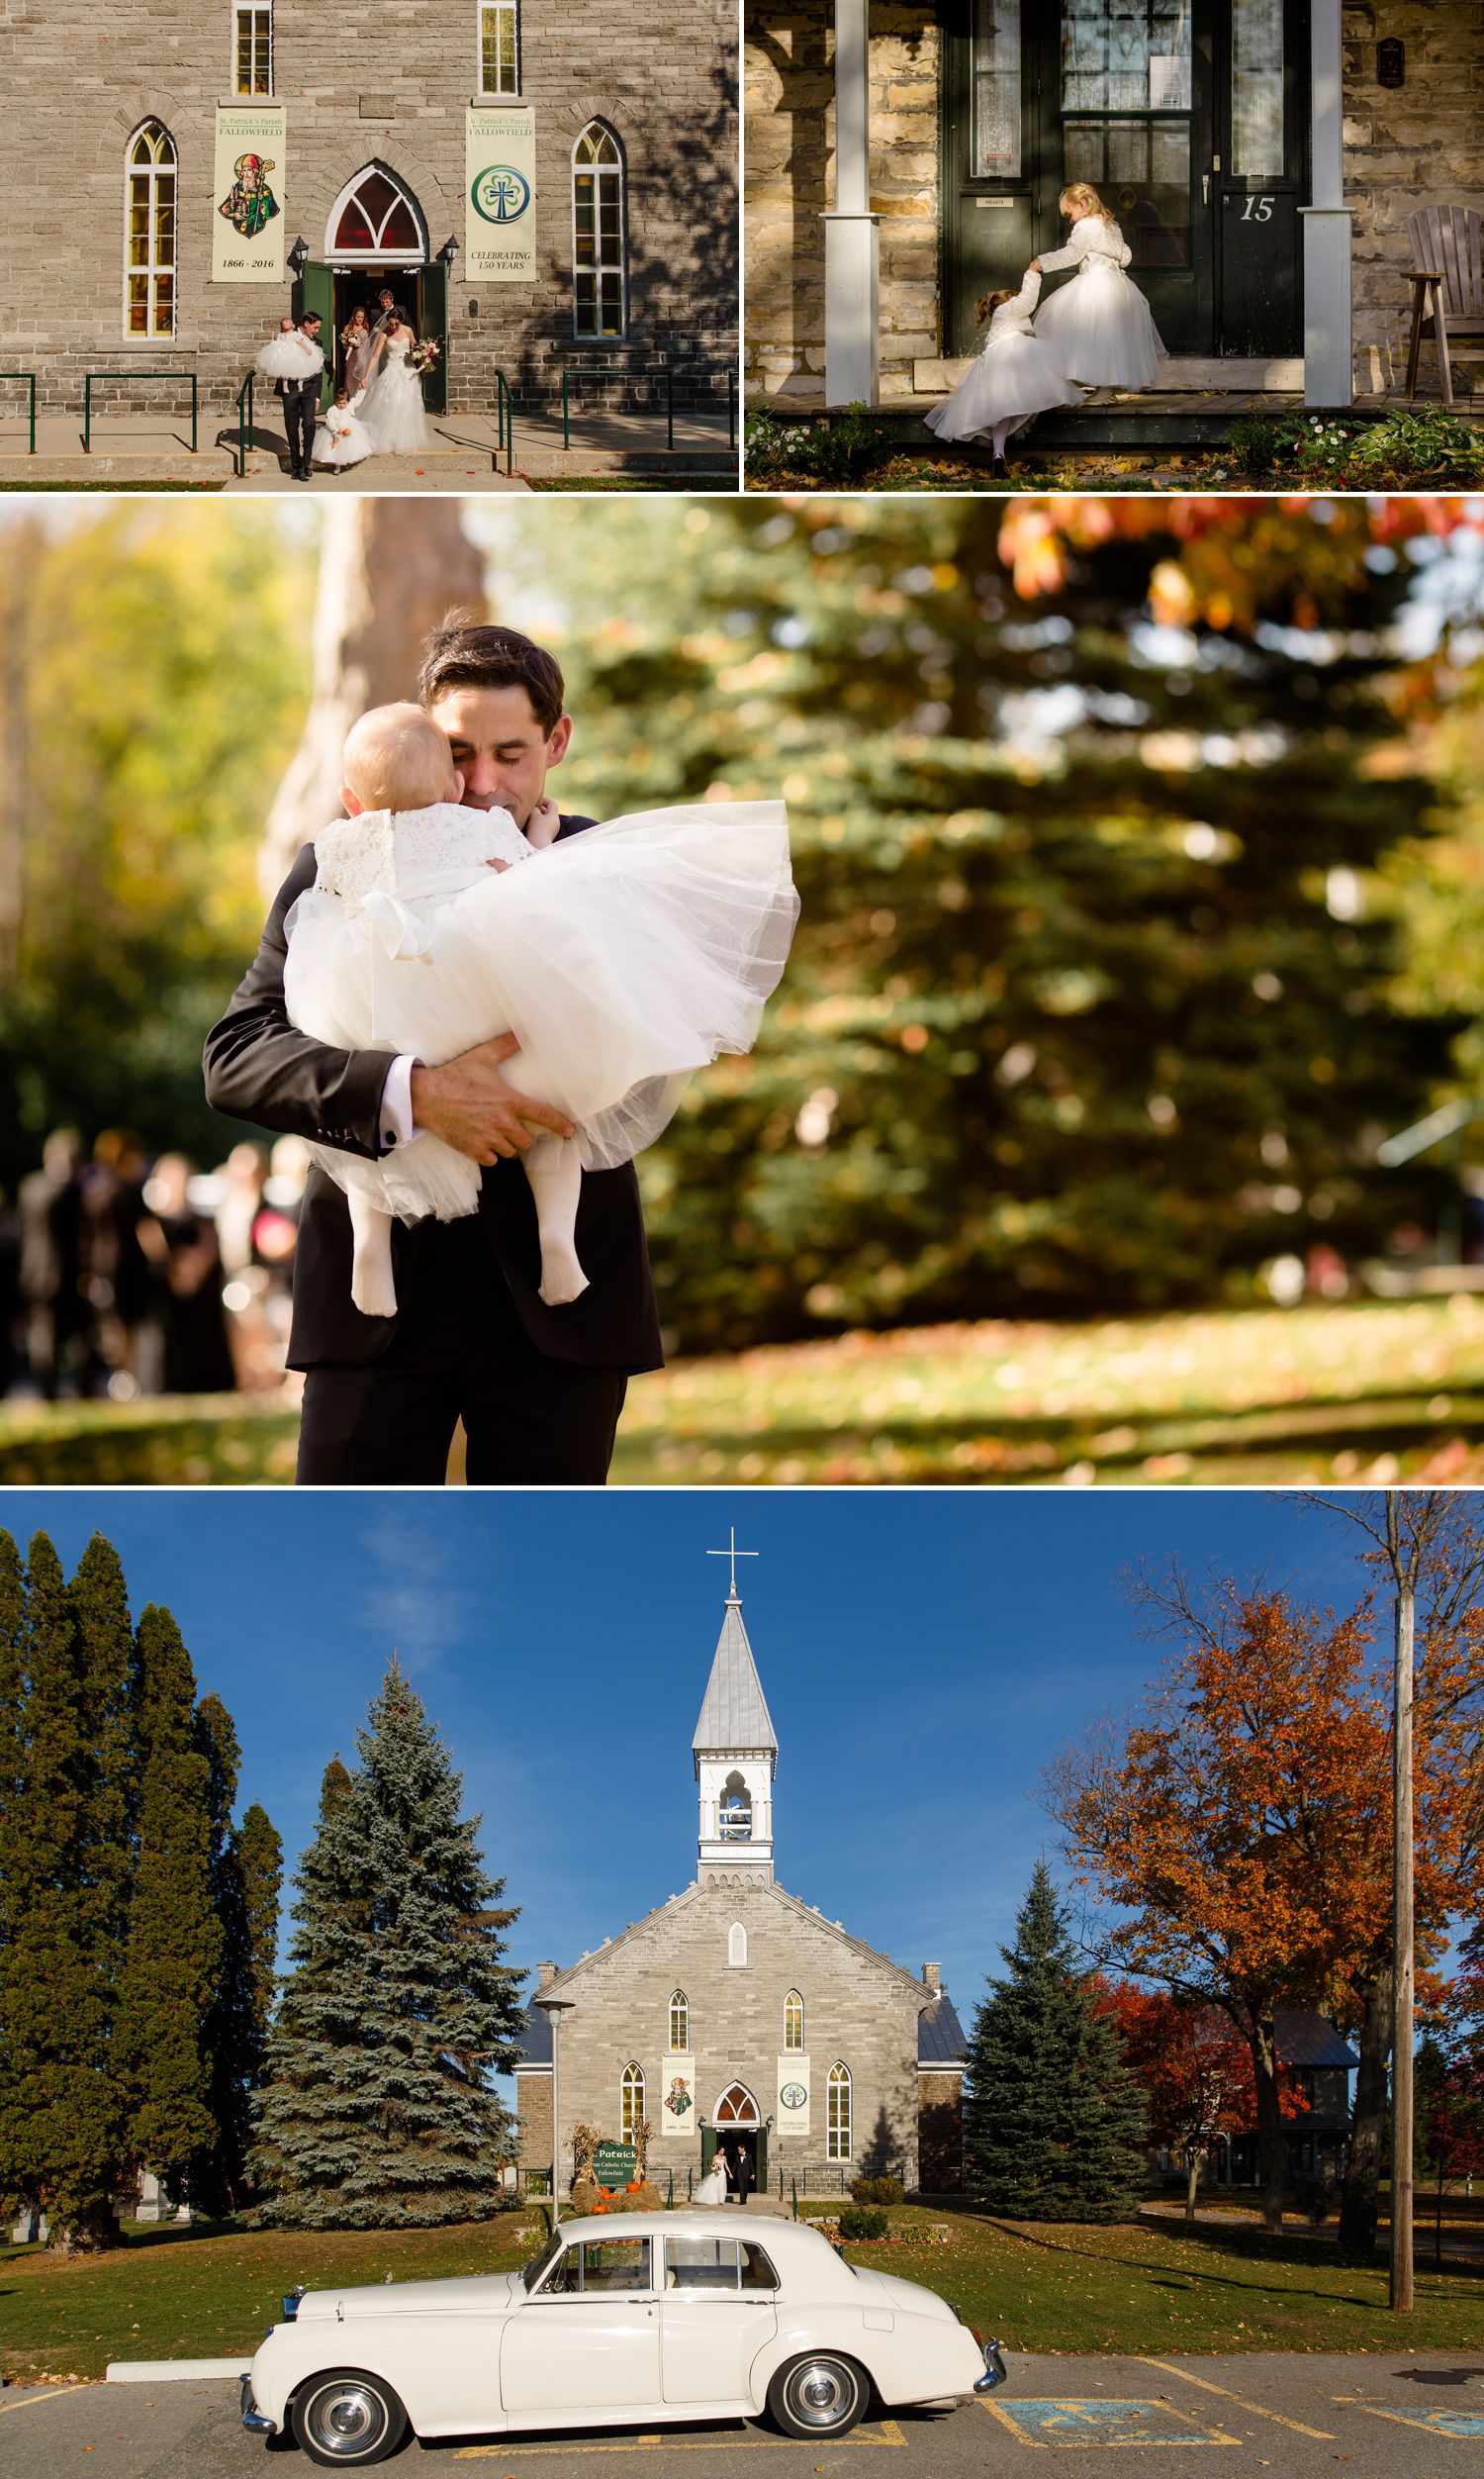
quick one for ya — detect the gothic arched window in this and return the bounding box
[669,1989,689,2051]
[727,1922,747,1968]
[620,2061,645,2143]
[719,1770,752,1841]
[715,2081,758,2125]
[827,2062,852,2162]
[125,121,177,339]
[325,163,426,263]
[572,120,626,338]
[784,1989,804,2051]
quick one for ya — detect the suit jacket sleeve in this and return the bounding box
[202,843,392,1160]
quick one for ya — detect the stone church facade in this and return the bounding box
[8,0,736,416]
[746,1,1484,409]
[514,1581,968,2199]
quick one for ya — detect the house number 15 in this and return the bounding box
[1241,196,1275,221]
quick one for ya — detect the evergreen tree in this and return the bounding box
[520,500,1463,1349]
[0,1534,136,2244]
[251,1662,525,2229]
[963,1861,1146,2222]
[115,1606,223,2204]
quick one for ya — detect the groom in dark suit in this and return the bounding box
[203,620,662,1483]
[277,310,324,481]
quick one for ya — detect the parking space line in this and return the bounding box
[976,2397,1237,2449]
[1360,2405,1484,2441]
[1135,2361,1335,2441]
[0,2386,96,2417]
[456,2422,907,2459]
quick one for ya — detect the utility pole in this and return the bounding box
[1391,1570,1415,2312]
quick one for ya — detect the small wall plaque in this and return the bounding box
[1377,38,1405,88]
[360,93,396,117]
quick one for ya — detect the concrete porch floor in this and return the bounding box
[0,403,738,489]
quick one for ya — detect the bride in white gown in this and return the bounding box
[358,311,429,453]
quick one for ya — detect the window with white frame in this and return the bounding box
[234,0,272,93]
[784,1990,804,2051]
[125,121,177,339]
[479,0,519,92]
[669,1990,690,2051]
[572,120,626,337]
[727,1923,747,1968]
[621,2061,646,2143]
[826,2062,852,2161]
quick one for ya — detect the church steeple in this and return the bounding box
[694,1561,776,1881]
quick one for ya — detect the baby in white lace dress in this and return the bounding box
[282,702,798,1324]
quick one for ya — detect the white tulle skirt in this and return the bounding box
[1033,261,1165,390]
[925,332,1082,442]
[313,406,376,467]
[282,800,798,1231]
[256,334,320,380]
[359,359,428,453]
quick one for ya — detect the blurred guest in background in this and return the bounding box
[19,1128,88,1398]
[139,1154,238,1396]
[82,1128,152,1398]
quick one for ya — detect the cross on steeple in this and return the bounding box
[706,1528,759,1601]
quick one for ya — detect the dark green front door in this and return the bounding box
[295,260,335,408]
[701,2126,718,2176]
[942,0,1307,360]
[419,260,448,414]
[754,2124,769,2194]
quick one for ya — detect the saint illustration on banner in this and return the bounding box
[212,105,287,280]
[661,2054,696,2133]
[465,102,537,281]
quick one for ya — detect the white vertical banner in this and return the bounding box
[213,104,287,282]
[660,2055,697,2138]
[777,2054,810,2139]
[465,102,536,281]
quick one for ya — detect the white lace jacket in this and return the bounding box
[1036,217,1133,275]
[984,269,1043,343]
[314,802,533,902]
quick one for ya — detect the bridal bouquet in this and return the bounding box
[410,338,441,375]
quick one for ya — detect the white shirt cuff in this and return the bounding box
[379,1054,419,1151]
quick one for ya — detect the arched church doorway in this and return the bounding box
[703,2081,767,2197]
[295,164,448,414]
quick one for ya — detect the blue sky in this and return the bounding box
[0,1488,1397,2027]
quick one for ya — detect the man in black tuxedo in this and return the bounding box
[277,311,324,480]
[203,620,662,1483]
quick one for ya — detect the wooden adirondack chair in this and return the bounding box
[1405,204,1484,402]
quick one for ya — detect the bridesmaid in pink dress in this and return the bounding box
[340,306,374,396]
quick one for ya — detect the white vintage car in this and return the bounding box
[241,2209,1006,2465]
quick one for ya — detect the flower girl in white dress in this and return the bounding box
[312,386,375,470]
[282,705,798,1319]
[1030,184,1165,390]
[924,270,1082,470]
[358,313,428,453]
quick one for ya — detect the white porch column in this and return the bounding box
[822,0,880,406]
[1300,0,1352,405]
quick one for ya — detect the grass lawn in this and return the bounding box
[6,2203,1482,2385]
[3,1295,1483,1484]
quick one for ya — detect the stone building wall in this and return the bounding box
[745,0,938,400]
[1342,2,1484,392]
[516,2069,552,2174]
[6,0,736,415]
[541,1875,925,2198]
[916,2069,964,2193]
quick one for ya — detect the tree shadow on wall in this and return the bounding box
[498,58,738,419]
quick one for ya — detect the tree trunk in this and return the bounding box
[1251,2012,1288,2233]
[1184,2145,1205,2223]
[1340,1975,1392,2257]
[0,520,40,985]
[260,502,488,894]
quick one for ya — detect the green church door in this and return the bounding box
[942,0,1307,360]
[701,2127,718,2176]
[754,2124,769,2194]
[419,260,449,415]
[295,260,335,408]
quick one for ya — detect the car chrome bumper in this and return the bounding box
[973,2340,1008,2394]
[240,2375,278,2436]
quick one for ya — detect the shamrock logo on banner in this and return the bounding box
[471,164,531,225]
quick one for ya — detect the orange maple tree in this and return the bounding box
[1047,1584,1479,2234]
[1096,1978,1309,2224]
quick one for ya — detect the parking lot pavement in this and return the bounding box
[10,2355,1484,2476]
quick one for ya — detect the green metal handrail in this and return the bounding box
[234,371,255,477]
[727,367,738,451]
[83,370,198,454]
[0,373,37,456]
[493,369,515,476]
[562,361,629,451]
[561,360,735,453]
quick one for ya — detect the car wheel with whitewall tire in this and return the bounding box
[290,2370,410,2466]
[767,2352,869,2439]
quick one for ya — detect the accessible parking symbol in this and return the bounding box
[979,2397,1239,2448]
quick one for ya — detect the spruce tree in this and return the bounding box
[251,1662,525,2228]
[963,1861,1147,2223]
[0,1533,136,2244]
[115,1606,223,2205]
